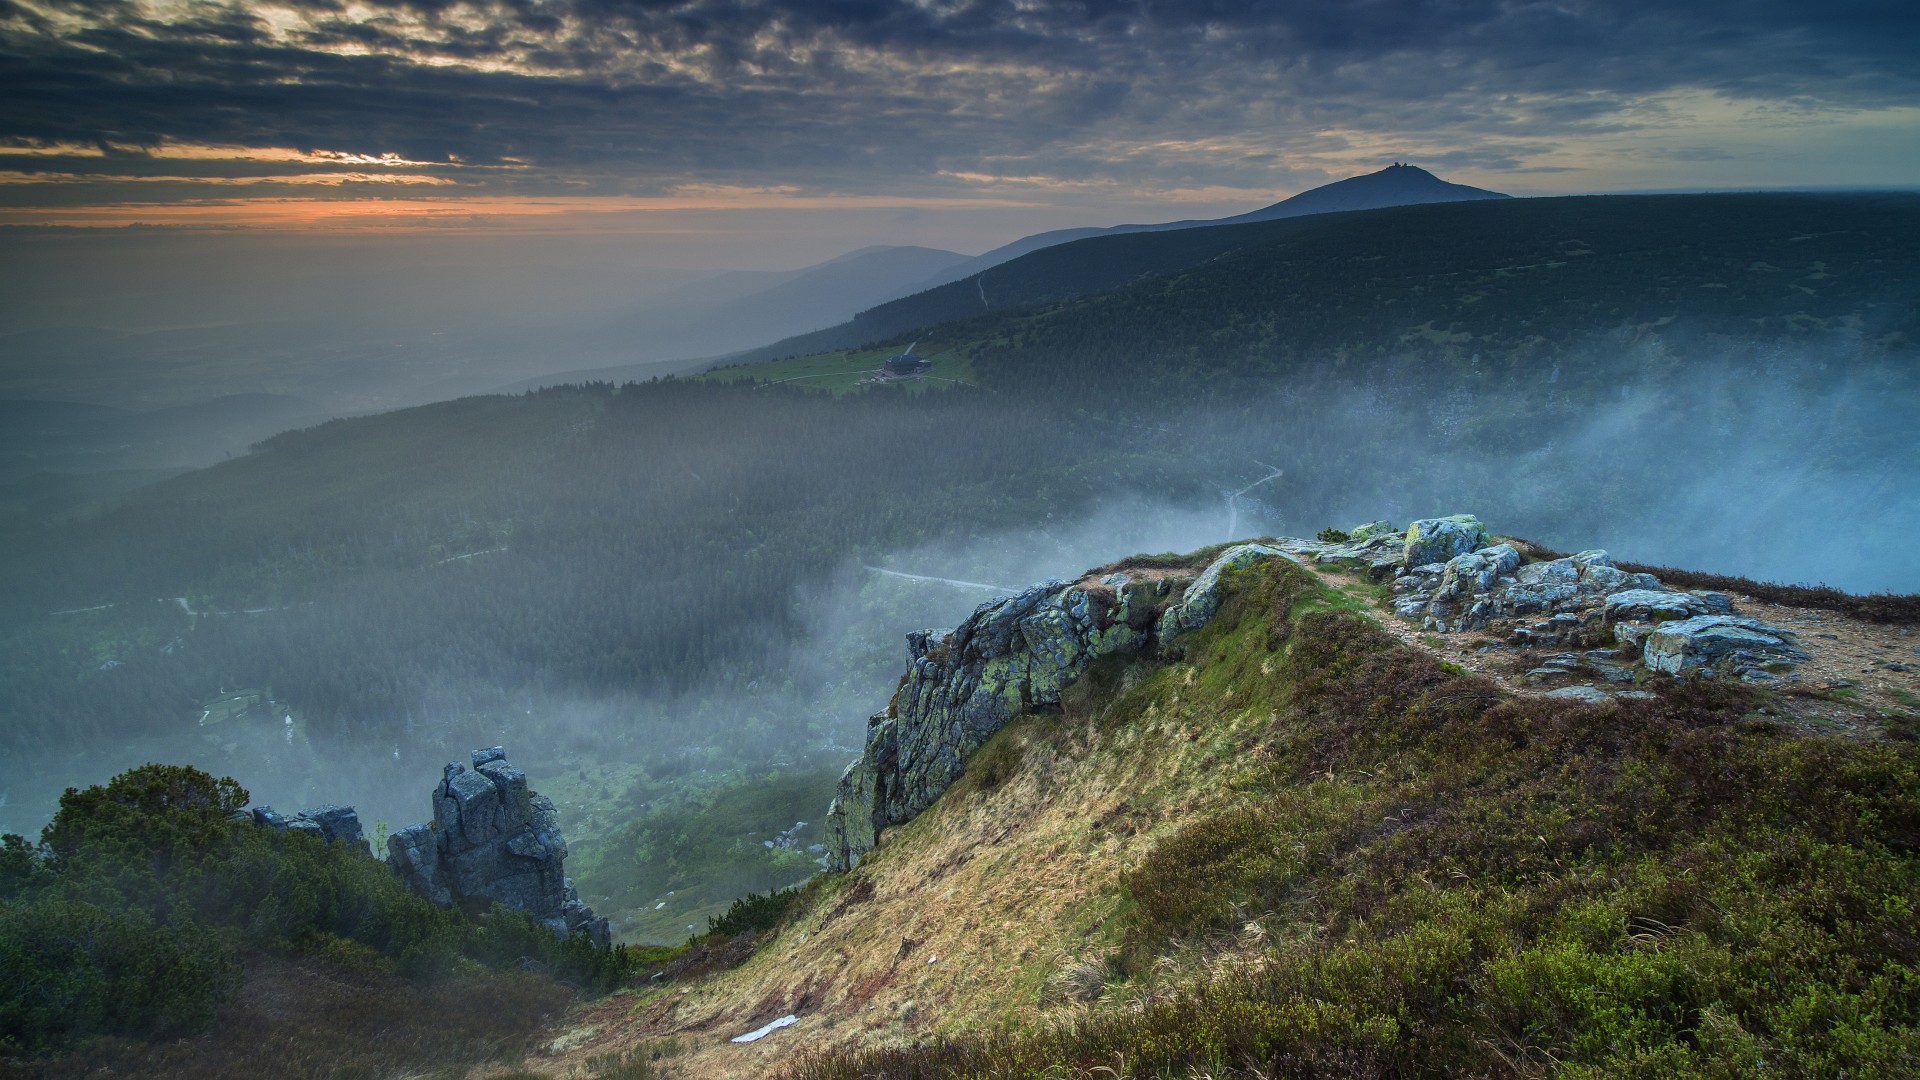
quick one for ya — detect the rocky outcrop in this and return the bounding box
[1280,514,1808,686]
[386,746,609,947]
[1603,589,1732,623]
[825,544,1292,871]
[246,803,367,850]
[822,516,1820,876]
[1158,544,1286,638]
[1346,520,1399,542]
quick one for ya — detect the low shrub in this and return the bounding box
[0,898,237,1047]
[703,885,802,939]
[1,763,639,1053]
[951,728,1024,797]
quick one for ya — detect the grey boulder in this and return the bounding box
[1642,615,1808,678]
[1603,589,1714,623]
[1402,515,1489,569]
[247,803,367,852]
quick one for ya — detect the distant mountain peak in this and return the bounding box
[1223,163,1509,224]
[892,164,1511,300]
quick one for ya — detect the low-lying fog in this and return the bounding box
[2,266,1912,940]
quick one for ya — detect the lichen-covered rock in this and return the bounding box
[386,746,608,947]
[1437,544,1522,597]
[826,545,1293,871]
[1692,591,1735,615]
[387,821,449,905]
[1612,621,1655,650]
[1403,515,1488,569]
[1347,520,1398,542]
[1436,549,1663,629]
[824,734,883,869]
[1642,616,1808,679]
[1274,515,1806,692]
[1307,531,1402,570]
[295,804,363,846]
[1546,684,1614,704]
[1500,557,1581,613]
[1159,544,1293,637]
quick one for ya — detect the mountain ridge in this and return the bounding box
[518,167,1498,387]
[899,163,1509,294]
[597,244,969,358]
[712,191,1920,393]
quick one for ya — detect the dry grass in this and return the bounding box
[540,650,1283,1078]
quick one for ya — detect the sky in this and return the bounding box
[2,0,1918,253]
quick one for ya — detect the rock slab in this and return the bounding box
[1642,616,1809,680]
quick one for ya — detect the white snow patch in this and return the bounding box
[731,1014,798,1043]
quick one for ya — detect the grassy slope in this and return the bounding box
[573,558,1920,1079]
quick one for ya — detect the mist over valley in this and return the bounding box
[4,189,1916,947]
[3,71,1919,1075]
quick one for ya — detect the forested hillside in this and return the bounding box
[731,192,1919,372]
[1,382,1163,811]
[3,192,1915,939]
[0,763,634,1077]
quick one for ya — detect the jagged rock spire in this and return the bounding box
[386,746,610,947]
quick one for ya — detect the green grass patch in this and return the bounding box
[573,765,839,943]
[949,725,1024,798]
[699,345,975,395]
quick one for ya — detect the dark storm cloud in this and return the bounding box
[0,0,1914,198]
